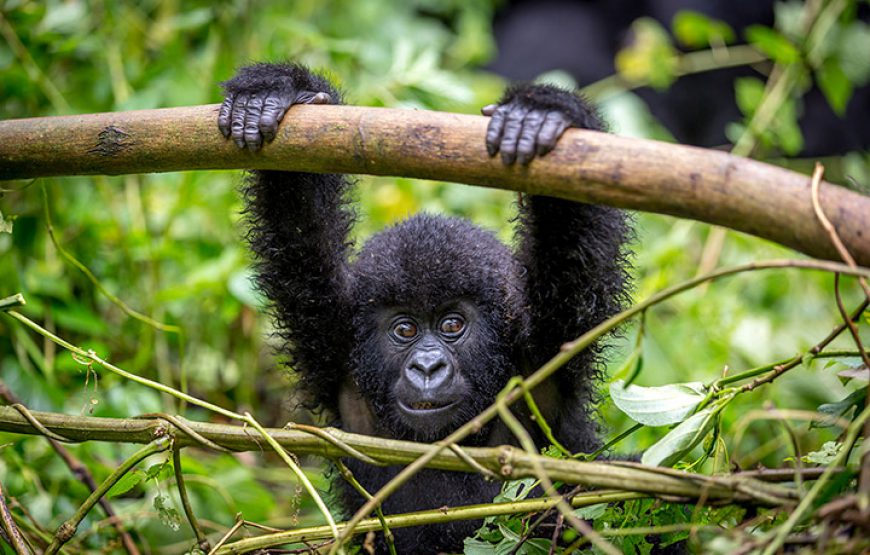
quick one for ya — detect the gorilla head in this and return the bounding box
[349,214,527,441]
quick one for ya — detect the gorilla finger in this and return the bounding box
[516,109,546,165]
[243,94,266,150]
[218,94,235,138]
[480,104,498,116]
[259,92,289,143]
[230,94,250,149]
[499,104,530,165]
[485,104,509,157]
[295,90,332,105]
[536,112,571,156]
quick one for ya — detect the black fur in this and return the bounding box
[221,63,632,553]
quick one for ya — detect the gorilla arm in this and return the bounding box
[219,63,356,411]
[485,84,633,453]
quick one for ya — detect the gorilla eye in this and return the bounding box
[439,316,465,337]
[392,320,418,340]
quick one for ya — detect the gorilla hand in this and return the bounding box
[218,64,333,150]
[483,84,604,165]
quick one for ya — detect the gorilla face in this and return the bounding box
[389,304,474,436]
[352,300,512,442]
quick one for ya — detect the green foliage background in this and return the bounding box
[0,0,868,553]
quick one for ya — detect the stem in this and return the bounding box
[243,414,341,549]
[172,444,210,552]
[335,461,397,555]
[0,480,32,555]
[0,294,26,312]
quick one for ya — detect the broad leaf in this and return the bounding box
[817,59,852,116]
[642,408,717,467]
[610,380,708,426]
[745,25,800,64]
[812,388,866,428]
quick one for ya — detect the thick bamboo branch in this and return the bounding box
[0,104,867,265]
[0,406,793,506]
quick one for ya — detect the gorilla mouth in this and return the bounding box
[399,399,456,414]
[411,401,448,411]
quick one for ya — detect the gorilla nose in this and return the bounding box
[404,350,453,390]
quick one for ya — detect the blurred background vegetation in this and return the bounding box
[0,0,868,552]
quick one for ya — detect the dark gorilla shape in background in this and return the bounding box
[218,62,631,553]
[489,0,870,155]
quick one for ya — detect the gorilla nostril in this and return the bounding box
[411,359,446,377]
[409,350,449,376]
[404,350,454,390]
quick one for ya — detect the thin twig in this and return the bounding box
[0,294,26,312]
[519,381,571,457]
[9,404,75,443]
[206,514,245,555]
[731,301,869,394]
[287,423,380,466]
[243,413,342,550]
[0,480,32,555]
[334,461,397,555]
[448,444,499,480]
[140,413,232,453]
[810,162,870,300]
[173,443,211,553]
[832,276,870,371]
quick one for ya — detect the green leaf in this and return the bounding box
[672,11,735,48]
[745,25,800,64]
[836,22,870,83]
[775,103,804,155]
[464,538,497,555]
[153,494,182,531]
[573,502,607,520]
[106,469,145,498]
[641,408,717,467]
[493,478,536,503]
[803,441,841,465]
[615,18,678,89]
[610,380,708,426]
[817,59,853,116]
[734,77,765,116]
[515,539,550,555]
[0,210,13,234]
[813,388,866,428]
[146,461,171,481]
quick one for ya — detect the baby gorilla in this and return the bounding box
[219,62,631,553]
